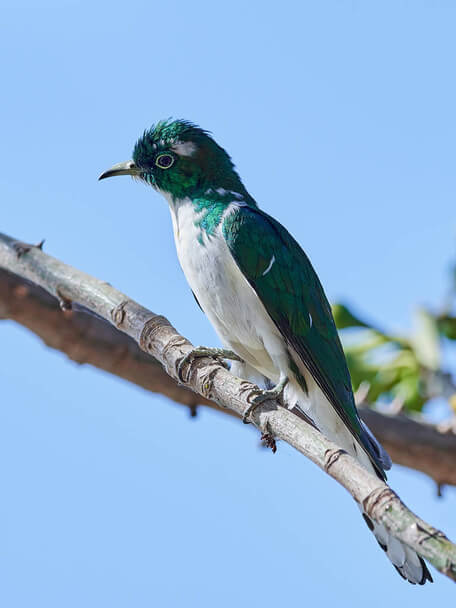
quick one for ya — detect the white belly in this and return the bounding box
[171,201,287,380]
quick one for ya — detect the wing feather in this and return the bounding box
[223,206,388,479]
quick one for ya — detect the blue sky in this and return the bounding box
[1,1,455,605]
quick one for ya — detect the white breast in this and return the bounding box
[169,200,287,379]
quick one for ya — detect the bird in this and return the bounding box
[99,118,432,585]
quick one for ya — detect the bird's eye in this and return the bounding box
[155,153,175,169]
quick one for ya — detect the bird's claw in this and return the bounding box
[177,347,242,383]
[242,377,288,424]
[242,389,273,423]
[261,431,277,453]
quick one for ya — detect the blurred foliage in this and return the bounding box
[332,262,456,414]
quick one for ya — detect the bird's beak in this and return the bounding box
[98,160,140,180]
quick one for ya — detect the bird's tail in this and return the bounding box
[284,378,434,585]
[356,421,433,584]
[359,505,433,584]
[232,363,433,584]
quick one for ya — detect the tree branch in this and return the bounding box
[0,267,216,414]
[359,407,456,489]
[1,232,455,582]
[2,266,456,486]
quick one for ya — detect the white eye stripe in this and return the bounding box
[171,141,197,157]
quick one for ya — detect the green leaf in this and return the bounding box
[411,308,441,371]
[438,315,456,340]
[332,303,370,330]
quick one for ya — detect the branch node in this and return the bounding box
[200,365,220,399]
[415,522,448,544]
[139,314,172,353]
[11,238,45,258]
[111,300,128,327]
[362,487,396,520]
[324,447,348,472]
[56,287,72,311]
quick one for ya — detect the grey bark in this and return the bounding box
[2,261,456,486]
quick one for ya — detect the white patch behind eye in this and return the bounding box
[216,188,246,203]
[172,141,197,157]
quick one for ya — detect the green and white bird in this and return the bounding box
[100,119,432,585]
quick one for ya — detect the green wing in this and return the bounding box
[223,206,388,478]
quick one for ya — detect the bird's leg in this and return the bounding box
[177,347,243,382]
[242,375,289,424]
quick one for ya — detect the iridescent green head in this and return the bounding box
[99,119,248,201]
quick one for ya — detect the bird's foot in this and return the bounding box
[261,430,277,453]
[177,346,243,382]
[242,376,289,424]
[12,239,45,258]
